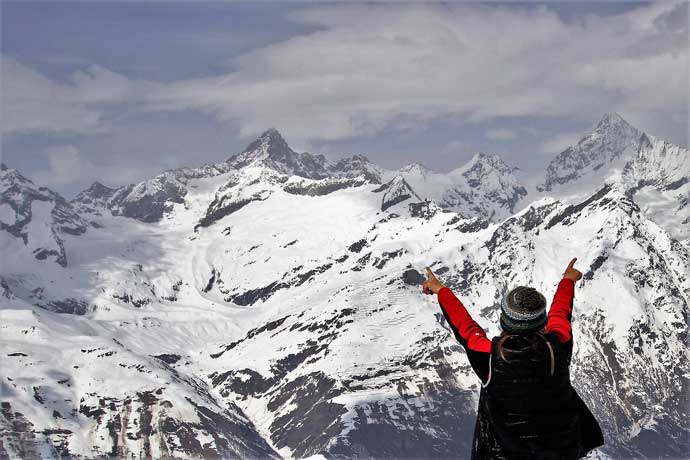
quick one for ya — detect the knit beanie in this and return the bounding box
[500,286,547,333]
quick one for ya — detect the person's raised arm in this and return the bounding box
[423,267,491,354]
[545,257,582,343]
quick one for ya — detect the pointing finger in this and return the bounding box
[567,257,577,269]
[425,267,435,279]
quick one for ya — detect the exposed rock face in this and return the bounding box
[283,176,368,197]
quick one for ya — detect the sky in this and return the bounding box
[1,1,688,197]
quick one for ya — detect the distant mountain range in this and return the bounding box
[1,113,688,459]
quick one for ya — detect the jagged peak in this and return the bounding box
[242,128,289,153]
[592,112,639,136]
[86,181,115,192]
[0,163,34,186]
[225,129,334,180]
[469,152,499,163]
[258,127,285,142]
[377,174,422,211]
[333,153,372,166]
[597,111,626,125]
[74,181,118,200]
[462,152,515,174]
[225,128,293,165]
[399,162,433,174]
[349,154,371,162]
[374,174,415,192]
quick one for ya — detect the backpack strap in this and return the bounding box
[481,353,492,388]
[538,333,556,376]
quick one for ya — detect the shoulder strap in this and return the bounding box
[538,333,555,376]
[482,353,492,388]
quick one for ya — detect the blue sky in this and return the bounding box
[1,1,687,196]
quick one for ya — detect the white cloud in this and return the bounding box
[538,132,583,155]
[485,128,516,141]
[32,145,90,186]
[0,57,133,134]
[146,2,687,145]
[439,139,471,158]
[2,2,687,148]
[31,144,144,188]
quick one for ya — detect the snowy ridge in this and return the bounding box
[71,163,237,223]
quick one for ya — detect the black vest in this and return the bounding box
[471,332,604,460]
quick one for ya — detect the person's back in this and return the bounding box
[422,258,604,460]
[476,333,589,459]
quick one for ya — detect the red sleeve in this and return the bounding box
[545,278,575,343]
[437,287,492,353]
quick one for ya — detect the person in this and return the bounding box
[422,257,604,460]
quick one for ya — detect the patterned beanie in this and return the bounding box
[500,286,547,333]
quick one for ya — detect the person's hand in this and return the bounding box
[563,257,582,282]
[422,267,445,295]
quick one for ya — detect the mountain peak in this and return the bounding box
[376,175,422,211]
[597,111,626,125]
[399,162,433,174]
[464,152,513,173]
[593,112,637,135]
[81,181,117,198]
[469,152,496,163]
[227,129,330,180]
[258,127,285,142]
[240,128,290,157]
[538,113,643,192]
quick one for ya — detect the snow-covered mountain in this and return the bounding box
[1,164,88,269]
[537,112,643,193]
[71,129,384,226]
[618,133,690,242]
[71,163,236,223]
[384,153,528,222]
[1,117,688,460]
[532,112,690,244]
[71,129,526,226]
[226,128,332,180]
